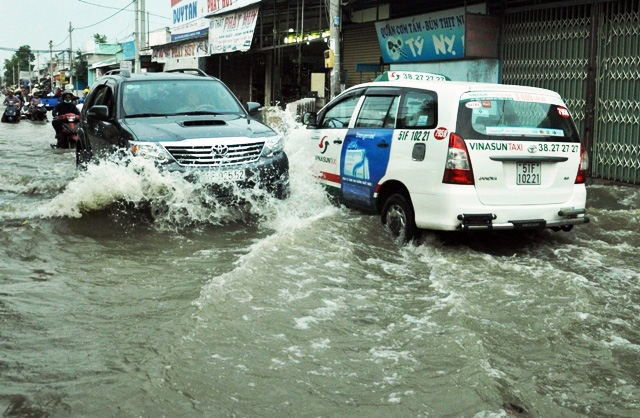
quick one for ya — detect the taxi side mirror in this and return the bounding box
[302,112,317,127]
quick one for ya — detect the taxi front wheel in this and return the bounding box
[381,193,417,242]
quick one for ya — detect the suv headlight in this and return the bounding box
[261,135,284,158]
[130,141,173,163]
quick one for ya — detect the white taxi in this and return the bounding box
[300,71,589,240]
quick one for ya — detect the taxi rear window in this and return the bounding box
[456,93,580,143]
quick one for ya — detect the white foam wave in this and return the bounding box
[19,106,332,231]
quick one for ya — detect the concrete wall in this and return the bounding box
[391,59,500,83]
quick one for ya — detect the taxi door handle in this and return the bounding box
[377,141,389,148]
[333,139,343,144]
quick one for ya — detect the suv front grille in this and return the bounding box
[163,142,265,166]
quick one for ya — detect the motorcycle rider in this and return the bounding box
[52,90,80,146]
[29,91,44,120]
[3,89,21,108]
[2,89,22,123]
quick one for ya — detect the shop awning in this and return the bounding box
[91,58,118,69]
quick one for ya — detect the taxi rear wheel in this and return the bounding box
[381,193,417,242]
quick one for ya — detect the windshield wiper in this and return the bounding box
[125,113,166,118]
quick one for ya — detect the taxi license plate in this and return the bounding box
[516,163,541,185]
[211,169,245,183]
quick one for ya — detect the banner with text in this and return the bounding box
[208,6,259,54]
[171,0,210,42]
[374,5,485,63]
[205,0,261,17]
[152,39,209,62]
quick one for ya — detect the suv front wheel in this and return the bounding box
[75,134,92,169]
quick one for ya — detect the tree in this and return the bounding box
[3,45,35,85]
[74,49,88,86]
[94,33,107,44]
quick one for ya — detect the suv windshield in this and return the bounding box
[122,79,244,117]
[456,91,580,143]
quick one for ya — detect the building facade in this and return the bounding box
[146,0,639,184]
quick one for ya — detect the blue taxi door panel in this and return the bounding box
[340,128,393,208]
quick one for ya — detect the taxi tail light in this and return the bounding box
[575,143,588,184]
[443,132,474,185]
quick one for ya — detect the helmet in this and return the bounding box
[84,87,90,93]
[14,89,21,94]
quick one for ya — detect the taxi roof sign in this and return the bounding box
[375,71,450,82]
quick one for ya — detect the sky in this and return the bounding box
[0,0,173,74]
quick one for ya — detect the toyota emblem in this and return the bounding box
[527,145,538,154]
[212,144,229,156]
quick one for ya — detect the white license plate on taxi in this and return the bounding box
[516,163,541,185]
[211,169,245,183]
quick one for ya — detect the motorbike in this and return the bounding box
[28,103,48,121]
[1,102,21,123]
[53,113,79,148]
[21,101,31,119]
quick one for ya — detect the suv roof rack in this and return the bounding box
[164,68,209,77]
[104,68,131,78]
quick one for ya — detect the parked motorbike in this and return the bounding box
[28,103,48,121]
[1,102,21,123]
[53,113,79,148]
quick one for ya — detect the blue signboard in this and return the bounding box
[375,6,475,63]
[121,41,136,61]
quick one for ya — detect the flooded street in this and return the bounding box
[1,112,640,417]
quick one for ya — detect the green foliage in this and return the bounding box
[3,45,35,85]
[74,49,88,85]
[94,33,107,44]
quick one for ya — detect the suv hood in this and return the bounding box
[123,116,275,142]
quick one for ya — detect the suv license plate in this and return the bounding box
[211,170,245,183]
[516,163,541,185]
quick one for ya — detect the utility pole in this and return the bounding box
[134,0,140,73]
[330,0,341,99]
[141,0,147,50]
[49,40,53,90]
[69,22,74,90]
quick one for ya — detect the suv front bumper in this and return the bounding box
[159,151,289,200]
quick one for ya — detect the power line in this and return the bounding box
[0,47,68,54]
[77,0,170,20]
[75,0,135,30]
[52,34,71,48]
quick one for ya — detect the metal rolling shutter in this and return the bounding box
[343,23,383,88]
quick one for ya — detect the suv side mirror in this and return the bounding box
[302,112,317,127]
[87,105,109,121]
[245,102,262,116]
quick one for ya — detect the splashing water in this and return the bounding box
[20,106,335,232]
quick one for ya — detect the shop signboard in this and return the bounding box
[152,39,209,62]
[121,40,136,61]
[205,0,261,16]
[208,6,259,54]
[171,0,210,42]
[374,4,485,63]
